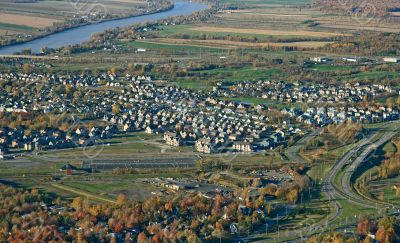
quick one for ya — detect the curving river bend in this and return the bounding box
[0,1,208,55]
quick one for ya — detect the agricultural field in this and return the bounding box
[0,0,158,45]
[137,0,399,63]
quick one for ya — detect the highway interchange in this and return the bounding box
[248,120,400,242]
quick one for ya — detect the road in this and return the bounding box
[339,122,400,207]
[285,129,321,163]
[299,120,400,240]
[248,120,400,242]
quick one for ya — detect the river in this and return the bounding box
[0,1,208,55]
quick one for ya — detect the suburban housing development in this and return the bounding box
[0,0,400,242]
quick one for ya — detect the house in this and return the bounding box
[233,141,253,152]
[60,164,75,176]
[24,142,33,151]
[145,126,153,134]
[383,57,399,63]
[342,57,358,63]
[157,178,184,191]
[163,132,181,147]
[195,139,215,154]
[311,57,329,63]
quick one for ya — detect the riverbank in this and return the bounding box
[0,1,174,53]
[0,1,209,55]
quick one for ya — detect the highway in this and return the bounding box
[300,120,400,240]
[249,120,400,242]
[339,122,400,208]
[285,129,321,163]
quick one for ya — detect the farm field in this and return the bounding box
[218,0,310,6]
[139,0,399,64]
[0,0,149,20]
[140,38,333,48]
[189,26,345,38]
[0,12,61,29]
[0,0,155,45]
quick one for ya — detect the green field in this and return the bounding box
[151,23,322,40]
[122,40,225,52]
[0,22,37,32]
[218,0,310,6]
[176,66,282,90]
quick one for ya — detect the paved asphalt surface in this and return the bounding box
[241,120,400,242]
[285,129,321,163]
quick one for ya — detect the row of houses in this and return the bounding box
[104,81,300,153]
[312,56,399,64]
[0,125,120,154]
[1,71,399,155]
[212,80,396,104]
[282,105,399,127]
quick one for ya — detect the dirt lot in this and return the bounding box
[0,12,60,28]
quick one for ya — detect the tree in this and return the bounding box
[286,188,299,204]
[357,217,375,235]
[376,216,399,243]
[109,67,118,75]
[22,64,31,74]
[137,232,148,243]
[71,197,88,211]
[71,197,83,210]
[116,193,127,205]
[112,104,120,114]
[40,46,49,54]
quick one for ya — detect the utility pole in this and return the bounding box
[276,215,279,241]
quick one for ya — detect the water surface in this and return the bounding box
[0,1,208,54]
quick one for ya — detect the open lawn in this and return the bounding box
[367,176,400,206]
[124,39,226,51]
[176,66,282,90]
[0,23,36,32]
[0,152,196,202]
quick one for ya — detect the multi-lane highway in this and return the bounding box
[301,120,400,240]
[249,120,400,242]
[285,129,321,163]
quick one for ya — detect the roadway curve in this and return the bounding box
[285,129,321,163]
[305,120,400,239]
[251,120,400,242]
[339,121,400,208]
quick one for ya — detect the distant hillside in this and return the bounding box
[312,0,400,17]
